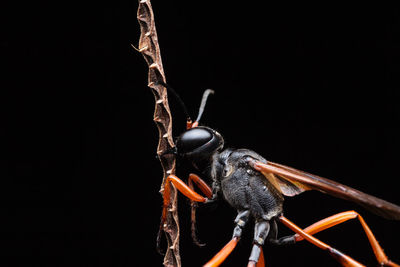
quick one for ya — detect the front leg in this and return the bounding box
[187,173,215,246]
[162,174,208,224]
[157,174,209,253]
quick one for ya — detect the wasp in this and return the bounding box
[156,83,400,267]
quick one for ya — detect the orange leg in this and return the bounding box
[158,174,210,253]
[158,174,212,254]
[203,237,239,267]
[203,210,252,267]
[187,173,213,246]
[162,174,208,224]
[291,211,399,267]
[279,215,365,267]
[187,173,213,199]
[203,238,265,267]
[256,248,265,267]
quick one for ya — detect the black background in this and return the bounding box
[2,1,400,266]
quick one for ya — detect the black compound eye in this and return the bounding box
[177,128,213,153]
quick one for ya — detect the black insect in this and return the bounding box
[157,85,400,267]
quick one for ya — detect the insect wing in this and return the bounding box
[253,160,400,220]
[261,171,310,197]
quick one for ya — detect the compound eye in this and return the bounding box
[177,128,213,153]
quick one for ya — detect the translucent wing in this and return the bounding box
[252,160,400,220]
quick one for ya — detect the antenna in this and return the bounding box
[156,81,192,122]
[195,89,214,123]
[155,82,214,129]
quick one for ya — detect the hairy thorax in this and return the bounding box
[211,148,284,220]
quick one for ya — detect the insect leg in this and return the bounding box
[187,173,213,247]
[203,238,239,267]
[291,211,399,267]
[267,219,296,246]
[203,210,250,267]
[187,173,213,198]
[232,210,250,238]
[161,174,207,223]
[158,174,209,253]
[248,220,270,267]
[279,215,365,267]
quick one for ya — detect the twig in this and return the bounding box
[136,1,181,267]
